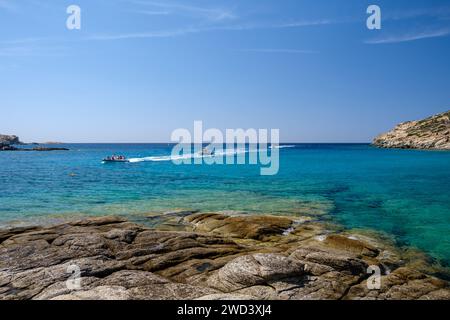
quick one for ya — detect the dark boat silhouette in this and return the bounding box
[199,148,215,156]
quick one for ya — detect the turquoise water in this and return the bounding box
[1,143,449,265]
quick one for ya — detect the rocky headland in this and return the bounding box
[1,212,448,300]
[0,134,21,146]
[373,110,450,150]
[0,146,69,151]
[0,134,68,151]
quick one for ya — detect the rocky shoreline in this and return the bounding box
[0,146,69,151]
[373,110,450,150]
[0,212,449,300]
[0,134,68,151]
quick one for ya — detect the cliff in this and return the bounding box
[373,111,450,150]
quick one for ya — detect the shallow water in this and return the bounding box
[1,143,449,265]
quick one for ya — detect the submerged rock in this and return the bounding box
[0,214,448,300]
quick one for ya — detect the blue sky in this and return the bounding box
[0,0,449,142]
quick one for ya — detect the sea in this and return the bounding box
[1,143,449,266]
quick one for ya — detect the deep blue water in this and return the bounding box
[1,143,449,265]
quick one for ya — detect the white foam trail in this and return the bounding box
[270,145,295,149]
[128,148,249,163]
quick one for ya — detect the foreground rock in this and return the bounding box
[373,110,450,150]
[186,213,293,240]
[0,214,448,300]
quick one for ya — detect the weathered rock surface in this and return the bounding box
[186,213,293,240]
[373,110,450,150]
[0,214,448,300]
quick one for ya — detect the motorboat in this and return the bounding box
[199,148,215,156]
[102,155,129,163]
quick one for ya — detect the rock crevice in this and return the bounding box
[0,213,448,300]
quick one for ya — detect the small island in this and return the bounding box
[0,134,69,151]
[373,110,450,150]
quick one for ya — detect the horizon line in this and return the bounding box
[23,141,373,144]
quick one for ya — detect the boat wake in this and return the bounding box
[270,145,296,149]
[128,148,249,163]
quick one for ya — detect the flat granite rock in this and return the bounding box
[0,214,448,300]
[185,213,293,240]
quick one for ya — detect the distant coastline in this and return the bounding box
[0,146,69,151]
[0,134,68,151]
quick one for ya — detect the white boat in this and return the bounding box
[199,148,215,156]
[102,155,129,163]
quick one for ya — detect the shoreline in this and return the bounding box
[0,146,69,151]
[1,207,449,273]
[2,208,448,271]
[1,210,449,300]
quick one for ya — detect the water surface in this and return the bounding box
[1,143,449,265]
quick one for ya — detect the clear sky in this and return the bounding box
[1,0,449,142]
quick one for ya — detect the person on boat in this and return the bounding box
[201,148,215,156]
